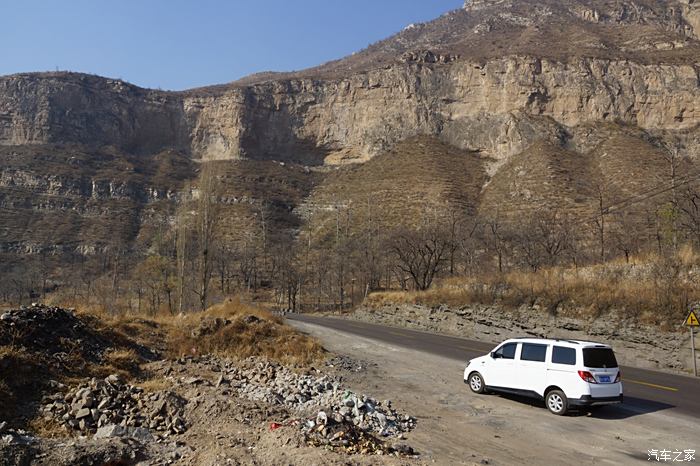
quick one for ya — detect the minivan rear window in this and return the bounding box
[583,348,618,368]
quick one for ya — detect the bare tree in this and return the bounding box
[391,225,450,291]
[456,219,480,276]
[482,215,510,273]
[660,141,685,250]
[610,213,642,264]
[678,185,700,246]
[592,182,609,261]
[192,163,223,311]
[175,193,191,313]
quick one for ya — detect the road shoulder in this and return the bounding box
[290,320,699,465]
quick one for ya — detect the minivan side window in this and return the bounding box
[494,343,517,359]
[552,346,577,365]
[520,343,547,362]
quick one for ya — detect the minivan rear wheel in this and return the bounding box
[468,372,486,394]
[546,390,568,415]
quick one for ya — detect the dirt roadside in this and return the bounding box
[290,320,699,466]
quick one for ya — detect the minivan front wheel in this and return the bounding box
[546,390,568,415]
[468,372,486,394]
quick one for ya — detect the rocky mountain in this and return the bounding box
[1,0,699,264]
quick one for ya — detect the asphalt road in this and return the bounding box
[287,314,700,419]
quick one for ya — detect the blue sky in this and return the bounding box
[2,0,462,90]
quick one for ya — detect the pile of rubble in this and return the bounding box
[210,359,416,439]
[34,354,416,457]
[0,304,109,363]
[43,374,187,436]
[324,355,373,373]
[303,416,414,456]
[0,303,155,370]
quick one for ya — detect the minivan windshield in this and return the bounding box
[583,348,618,368]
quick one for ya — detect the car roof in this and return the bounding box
[501,337,612,349]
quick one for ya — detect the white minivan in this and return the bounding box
[464,338,623,415]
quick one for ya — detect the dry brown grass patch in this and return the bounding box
[137,377,173,393]
[167,298,324,365]
[93,348,145,380]
[28,415,67,439]
[365,250,700,326]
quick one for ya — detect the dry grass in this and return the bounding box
[366,250,700,327]
[28,415,67,439]
[167,298,324,365]
[96,349,145,379]
[56,296,324,366]
[137,377,173,393]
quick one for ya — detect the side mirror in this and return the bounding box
[491,352,498,359]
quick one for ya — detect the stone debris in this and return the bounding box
[195,358,416,439]
[31,354,417,458]
[325,355,371,373]
[94,424,153,442]
[0,304,104,360]
[161,356,417,455]
[303,417,415,456]
[2,303,418,461]
[42,374,187,436]
[0,428,36,446]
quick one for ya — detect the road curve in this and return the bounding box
[287,314,700,419]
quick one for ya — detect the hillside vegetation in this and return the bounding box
[365,246,700,327]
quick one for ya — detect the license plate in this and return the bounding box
[599,375,611,383]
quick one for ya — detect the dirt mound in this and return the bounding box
[169,300,324,365]
[0,304,158,429]
[1,305,113,367]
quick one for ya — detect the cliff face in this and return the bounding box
[2,0,698,165]
[1,0,699,258]
[183,56,699,166]
[0,74,189,154]
[4,55,697,167]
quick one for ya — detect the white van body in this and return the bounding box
[463,338,623,415]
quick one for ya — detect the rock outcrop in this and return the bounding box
[2,0,698,165]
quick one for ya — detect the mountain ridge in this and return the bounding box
[0,0,699,269]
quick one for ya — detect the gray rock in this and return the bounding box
[94,424,126,439]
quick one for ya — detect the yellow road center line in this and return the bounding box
[624,379,679,392]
